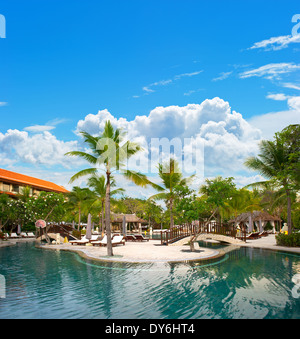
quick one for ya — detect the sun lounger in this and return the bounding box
[10,233,20,238]
[258,231,268,237]
[27,232,35,238]
[245,232,261,240]
[125,235,137,241]
[112,236,125,246]
[92,235,125,247]
[20,232,28,238]
[91,235,107,246]
[134,234,149,242]
[70,234,100,245]
[70,235,89,245]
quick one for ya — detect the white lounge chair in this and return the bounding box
[92,235,125,247]
[27,232,35,238]
[91,235,107,246]
[10,233,20,238]
[20,232,28,238]
[70,234,99,245]
[112,235,125,246]
[70,235,89,245]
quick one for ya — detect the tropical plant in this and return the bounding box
[150,158,194,228]
[66,187,94,231]
[221,188,261,226]
[245,125,300,235]
[65,120,155,256]
[87,174,124,233]
[199,176,237,223]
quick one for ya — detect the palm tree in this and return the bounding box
[150,158,194,228]
[245,138,295,234]
[221,188,261,227]
[65,120,154,256]
[87,174,124,234]
[67,187,93,231]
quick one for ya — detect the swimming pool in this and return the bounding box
[0,242,299,319]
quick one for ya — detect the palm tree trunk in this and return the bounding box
[101,201,105,234]
[78,207,81,231]
[286,189,292,235]
[170,197,174,229]
[105,170,113,256]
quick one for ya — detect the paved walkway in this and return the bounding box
[2,235,299,263]
[235,234,300,254]
[41,240,221,263]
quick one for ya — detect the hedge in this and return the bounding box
[276,233,300,247]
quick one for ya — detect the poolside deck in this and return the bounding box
[40,240,222,263]
[2,235,300,262]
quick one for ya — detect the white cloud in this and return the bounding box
[0,102,8,106]
[5,97,296,198]
[249,96,300,139]
[266,93,290,101]
[248,34,300,51]
[76,97,262,181]
[24,118,68,133]
[239,63,300,80]
[212,71,232,82]
[141,70,203,94]
[174,70,203,80]
[0,130,80,168]
[24,125,56,132]
[282,82,300,91]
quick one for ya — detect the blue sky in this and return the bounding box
[0,0,300,196]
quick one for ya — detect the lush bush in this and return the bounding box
[0,232,6,240]
[276,233,300,247]
[72,230,81,240]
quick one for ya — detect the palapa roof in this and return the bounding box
[111,213,148,224]
[229,211,281,224]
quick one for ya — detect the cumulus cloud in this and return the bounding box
[4,97,295,197]
[0,130,80,168]
[76,97,262,179]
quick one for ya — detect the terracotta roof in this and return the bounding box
[0,168,69,194]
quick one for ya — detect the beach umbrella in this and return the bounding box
[86,213,92,240]
[122,215,126,236]
[17,224,21,235]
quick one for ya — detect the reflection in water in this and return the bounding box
[0,243,299,319]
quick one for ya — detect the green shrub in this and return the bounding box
[72,230,81,239]
[276,233,300,247]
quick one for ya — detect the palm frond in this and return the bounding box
[69,168,98,184]
[121,169,151,188]
[65,151,98,165]
[149,192,169,201]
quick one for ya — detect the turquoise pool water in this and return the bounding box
[0,242,299,319]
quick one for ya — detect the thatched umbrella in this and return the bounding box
[229,211,281,233]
